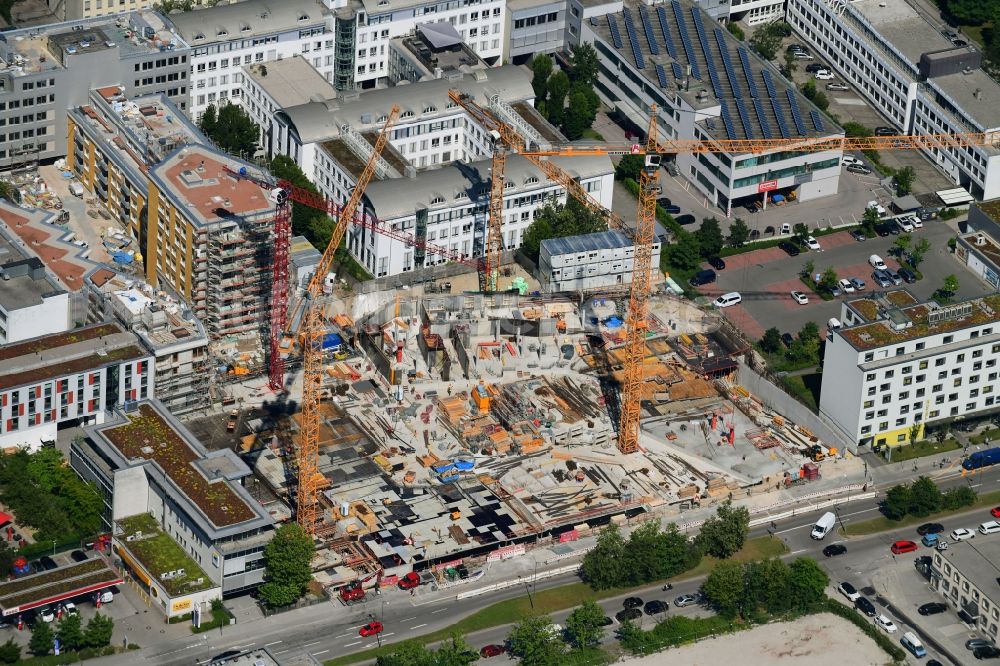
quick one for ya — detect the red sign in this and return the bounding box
[758,180,778,193]
[559,530,579,543]
[630,144,642,154]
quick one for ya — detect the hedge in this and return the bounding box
[818,598,907,663]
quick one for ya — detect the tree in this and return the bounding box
[818,267,839,294]
[435,634,478,666]
[57,613,84,652]
[728,218,750,247]
[787,557,829,608]
[198,104,217,137]
[812,91,829,112]
[696,500,749,559]
[375,641,436,666]
[895,166,916,194]
[667,229,702,271]
[561,82,599,140]
[943,274,960,296]
[909,476,942,517]
[892,234,912,259]
[790,320,822,364]
[565,600,606,648]
[270,155,327,241]
[507,615,564,666]
[546,70,570,127]
[792,222,810,245]
[941,0,994,25]
[521,198,606,262]
[782,51,798,77]
[530,54,553,101]
[259,523,314,608]
[861,207,881,235]
[942,485,977,510]
[615,154,644,182]
[910,237,932,269]
[199,102,259,157]
[843,122,873,138]
[626,521,699,584]
[760,327,783,354]
[567,43,600,87]
[749,21,783,60]
[695,218,724,258]
[745,558,791,614]
[800,79,817,101]
[29,620,54,656]
[0,638,20,664]
[581,524,627,589]
[800,258,815,279]
[702,560,745,618]
[882,483,912,520]
[84,613,114,648]
[727,22,745,40]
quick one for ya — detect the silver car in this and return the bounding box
[674,594,700,607]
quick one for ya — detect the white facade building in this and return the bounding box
[787,0,1000,201]
[577,0,844,217]
[539,230,660,292]
[165,0,336,121]
[505,0,567,62]
[0,258,71,345]
[359,153,613,276]
[821,290,1000,449]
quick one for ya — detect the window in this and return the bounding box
[944,335,954,344]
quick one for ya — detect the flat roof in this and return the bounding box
[148,146,274,228]
[244,56,336,108]
[542,230,634,256]
[0,255,65,313]
[851,0,952,65]
[937,539,1000,603]
[960,231,1000,269]
[0,322,148,390]
[116,514,214,595]
[96,403,262,529]
[166,0,329,43]
[0,201,96,291]
[588,0,841,144]
[930,70,1000,132]
[0,558,122,615]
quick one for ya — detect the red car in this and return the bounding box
[480,644,506,658]
[359,621,384,637]
[891,540,918,554]
[339,583,365,602]
[991,506,1000,519]
[398,572,421,590]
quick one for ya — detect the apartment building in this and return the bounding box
[577,0,844,217]
[46,0,238,21]
[821,289,1000,449]
[931,543,1000,641]
[539,230,660,292]
[0,11,191,168]
[0,322,152,450]
[359,152,612,276]
[505,0,566,62]
[957,201,1000,289]
[787,0,1000,200]
[72,400,274,608]
[164,0,336,121]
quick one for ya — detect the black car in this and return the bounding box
[212,652,243,662]
[70,550,88,563]
[823,544,847,557]
[662,204,681,214]
[786,44,806,52]
[781,332,794,348]
[805,63,826,73]
[975,646,1000,660]
[676,214,696,225]
[623,597,644,609]
[39,556,57,571]
[928,660,943,666]
[616,608,643,623]
[917,522,945,536]
[897,268,917,283]
[874,223,891,237]
[657,197,672,208]
[968,639,994,650]
[855,596,876,617]
[707,257,726,270]
[689,269,717,287]
[778,241,800,256]
[874,126,895,136]
[643,600,669,615]
[850,229,867,241]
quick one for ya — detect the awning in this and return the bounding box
[0,513,12,527]
[892,194,920,212]
[937,187,974,206]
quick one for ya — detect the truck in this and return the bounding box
[963,447,1000,470]
[810,512,836,540]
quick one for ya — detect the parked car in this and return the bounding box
[991,506,1000,518]
[869,254,887,270]
[791,291,809,305]
[480,645,506,658]
[814,69,834,80]
[884,268,902,286]
[874,126,896,136]
[872,271,893,288]
[891,540,918,554]
[778,240,800,256]
[875,222,900,236]
[823,544,847,557]
[952,528,976,541]
[676,214,696,225]
[896,216,915,232]
[689,269,717,287]
[644,600,669,615]
[842,156,864,167]
[623,597,644,609]
[792,50,813,59]
[968,639,995,650]
[850,229,867,241]
[787,43,806,52]
[917,523,945,536]
[674,594,700,607]
[662,204,681,214]
[398,572,421,590]
[875,614,898,633]
[38,608,55,623]
[656,197,672,208]
[918,602,948,615]
[781,332,795,348]
[838,278,855,294]
[39,557,57,571]
[847,164,873,175]
[61,603,78,617]
[867,201,888,217]
[359,621,384,637]
[855,596,877,617]
[713,292,742,308]
[974,646,1000,659]
[805,63,826,73]
[849,277,866,291]
[806,236,821,250]
[616,608,643,622]
[980,521,1000,535]
[70,550,88,563]
[897,267,917,283]
[707,256,726,270]
[838,581,860,601]
[827,82,850,91]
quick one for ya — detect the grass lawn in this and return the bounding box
[886,438,962,463]
[971,428,1000,445]
[781,373,822,412]
[582,128,605,140]
[324,537,787,666]
[842,489,1000,536]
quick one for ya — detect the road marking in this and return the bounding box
[231,643,255,649]
[401,616,418,621]
[313,650,330,656]
[275,649,290,655]
[411,623,427,630]
[303,640,322,647]
[343,641,362,647]
[790,549,806,555]
[383,632,396,637]
[432,608,447,614]
[265,641,283,647]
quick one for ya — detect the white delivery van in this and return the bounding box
[69,182,84,197]
[828,318,842,331]
[900,632,926,657]
[811,512,836,540]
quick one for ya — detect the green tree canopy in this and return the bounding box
[29,621,53,656]
[546,70,570,127]
[0,638,20,664]
[507,614,565,666]
[728,218,750,247]
[375,640,436,666]
[892,234,912,258]
[745,558,791,614]
[910,237,932,269]
[895,166,916,194]
[57,613,84,652]
[941,0,995,25]
[259,523,314,608]
[0,179,21,204]
[819,267,839,293]
[749,20,783,60]
[565,600,606,648]
[760,327,782,354]
[199,102,259,157]
[702,560,745,618]
[909,476,943,516]
[667,228,702,271]
[83,613,114,648]
[695,218,724,258]
[568,43,600,86]
[696,500,750,559]
[615,155,644,182]
[882,483,912,520]
[530,54,553,101]
[434,634,478,666]
[727,22,745,40]
[561,83,600,140]
[521,198,606,263]
[788,557,829,607]
[581,524,627,589]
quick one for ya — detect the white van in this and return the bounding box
[900,631,926,657]
[828,318,842,331]
[979,520,1000,535]
[869,254,887,271]
[713,292,742,308]
[811,512,836,540]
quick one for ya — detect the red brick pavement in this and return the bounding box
[718,246,788,271]
[722,304,765,339]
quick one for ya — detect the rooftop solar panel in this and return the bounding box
[752,97,773,139]
[656,6,677,59]
[639,6,660,56]
[671,61,684,80]
[734,97,755,139]
[622,9,646,69]
[671,1,701,80]
[607,15,623,50]
[691,8,719,97]
[714,28,741,99]
[719,101,738,139]
[737,47,758,98]
[770,97,791,139]
[761,69,777,99]
[810,110,824,132]
[655,63,669,88]
[786,88,807,135]
[590,16,598,26]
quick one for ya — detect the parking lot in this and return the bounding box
[696,217,986,341]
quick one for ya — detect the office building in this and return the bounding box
[505,0,567,62]
[577,0,845,217]
[46,0,235,22]
[958,201,1000,289]
[539,230,660,292]
[931,542,1000,641]
[821,289,1000,449]
[73,399,275,610]
[360,152,613,276]
[787,0,1000,200]
[0,11,191,168]
[0,322,153,450]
